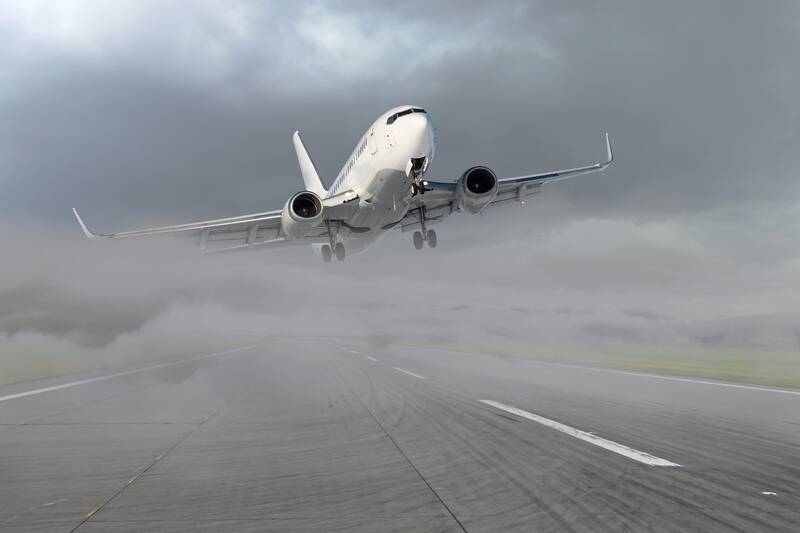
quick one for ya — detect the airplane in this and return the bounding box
[73,105,613,262]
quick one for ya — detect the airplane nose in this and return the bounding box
[405,113,433,146]
[402,112,425,132]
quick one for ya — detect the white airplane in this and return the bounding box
[74,105,612,262]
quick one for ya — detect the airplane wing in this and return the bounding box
[404,134,612,232]
[73,190,359,252]
[488,132,612,205]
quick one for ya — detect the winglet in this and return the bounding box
[604,132,613,166]
[72,208,102,240]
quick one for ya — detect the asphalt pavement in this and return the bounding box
[1,338,798,532]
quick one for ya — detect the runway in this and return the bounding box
[1,339,798,532]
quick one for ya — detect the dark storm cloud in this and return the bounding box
[1,1,799,370]
[1,0,799,225]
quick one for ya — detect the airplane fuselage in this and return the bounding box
[321,105,436,253]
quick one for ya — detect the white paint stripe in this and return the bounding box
[480,400,681,467]
[0,344,263,403]
[575,368,800,396]
[364,356,379,362]
[392,367,427,380]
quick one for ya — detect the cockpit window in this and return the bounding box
[386,108,427,125]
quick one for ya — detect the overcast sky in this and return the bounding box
[1,1,799,364]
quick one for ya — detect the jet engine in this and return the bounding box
[282,191,324,239]
[455,166,498,213]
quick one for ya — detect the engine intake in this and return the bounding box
[291,193,321,219]
[456,166,498,213]
[282,191,323,239]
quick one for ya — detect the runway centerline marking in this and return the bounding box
[0,344,264,403]
[480,400,681,467]
[364,356,379,362]
[393,367,427,380]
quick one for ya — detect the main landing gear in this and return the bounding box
[413,229,437,250]
[321,221,346,263]
[411,206,437,250]
[321,242,346,262]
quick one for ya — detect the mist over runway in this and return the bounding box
[1,338,797,532]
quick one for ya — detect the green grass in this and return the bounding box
[0,337,259,386]
[402,339,800,389]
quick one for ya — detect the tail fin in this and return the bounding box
[292,131,327,196]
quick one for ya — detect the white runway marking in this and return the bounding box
[40,498,68,507]
[364,356,379,362]
[761,491,777,496]
[393,367,427,380]
[571,367,800,396]
[480,400,681,467]
[0,344,263,403]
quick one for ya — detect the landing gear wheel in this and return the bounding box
[334,242,346,261]
[321,245,332,263]
[426,229,437,248]
[413,231,424,250]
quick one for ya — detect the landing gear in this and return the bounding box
[334,242,346,261]
[410,180,432,197]
[409,157,431,197]
[321,221,346,263]
[411,207,438,250]
[427,229,437,248]
[413,231,424,250]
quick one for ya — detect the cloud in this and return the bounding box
[2,199,800,372]
[3,0,800,226]
[1,2,800,376]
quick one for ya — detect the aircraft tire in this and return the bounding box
[413,231,424,250]
[427,229,437,248]
[334,242,346,261]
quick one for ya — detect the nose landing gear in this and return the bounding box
[409,157,431,197]
[410,180,432,197]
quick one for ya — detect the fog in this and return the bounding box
[1,1,800,381]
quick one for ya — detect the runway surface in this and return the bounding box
[1,338,798,532]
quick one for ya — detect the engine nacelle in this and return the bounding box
[282,191,324,239]
[455,166,498,213]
